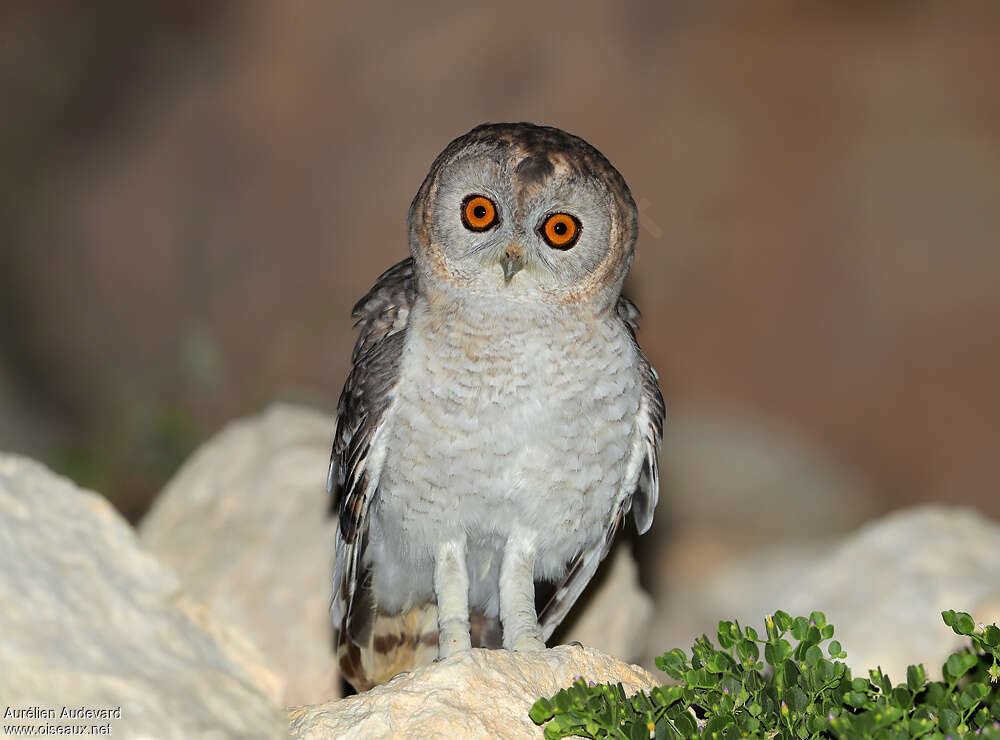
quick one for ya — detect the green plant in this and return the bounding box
[529,610,1000,739]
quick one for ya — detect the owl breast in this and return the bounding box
[366,295,642,613]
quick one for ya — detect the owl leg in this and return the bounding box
[434,535,472,658]
[499,529,545,652]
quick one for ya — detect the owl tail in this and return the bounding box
[337,601,503,692]
[336,602,440,692]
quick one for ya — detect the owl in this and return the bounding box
[328,122,664,692]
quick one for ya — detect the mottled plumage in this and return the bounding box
[329,123,664,691]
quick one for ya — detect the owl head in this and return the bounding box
[408,123,638,311]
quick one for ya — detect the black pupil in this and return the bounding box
[473,204,487,219]
[553,221,567,235]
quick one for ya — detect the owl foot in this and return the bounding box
[511,634,546,652]
[438,627,472,659]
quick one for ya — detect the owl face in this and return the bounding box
[409,123,638,309]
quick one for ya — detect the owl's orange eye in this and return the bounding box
[461,195,498,232]
[539,212,581,250]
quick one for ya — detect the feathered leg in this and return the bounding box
[434,535,472,658]
[500,528,545,652]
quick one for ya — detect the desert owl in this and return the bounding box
[328,122,664,692]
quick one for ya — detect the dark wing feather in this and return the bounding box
[538,294,665,639]
[328,256,416,534]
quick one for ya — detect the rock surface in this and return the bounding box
[779,505,1000,680]
[0,454,286,739]
[139,403,340,706]
[287,645,657,739]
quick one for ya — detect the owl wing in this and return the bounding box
[328,256,416,524]
[329,257,416,651]
[538,294,665,640]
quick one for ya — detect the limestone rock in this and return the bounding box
[0,454,285,739]
[778,505,1000,680]
[139,403,341,706]
[287,645,658,739]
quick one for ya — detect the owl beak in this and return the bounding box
[500,245,525,284]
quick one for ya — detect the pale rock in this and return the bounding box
[778,505,1000,680]
[287,645,658,739]
[0,454,286,740]
[139,403,340,706]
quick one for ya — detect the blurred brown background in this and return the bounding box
[1,0,998,523]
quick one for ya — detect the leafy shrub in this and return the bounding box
[530,610,1000,739]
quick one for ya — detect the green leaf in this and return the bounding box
[704,715,734,736]
[736,639,759,663]
[820,624,835,640]
[869,667,892,695]
[945,651,977,682]
[791,616,810,640]
[829,640,842,658]
[705,652,729,674]
[717,620,737,649]
[656,648,688,679]
[652,685,683,708]
[744,626,759,642]
[943,610,976,636]
[804,645,822,667]
[906,663,926,692]
[629,719,648,740]
[891,686,912,709]
[805,625,822,646]
[956,611,977,635]
[765,641,779,666]
[960,682,988,710]
[774,610,793,632]
[816,658,835,682]
[529,698,554,723]
[780,659,801,691]
[844,690,868,708]
[939,707,960,733]
[985,625,1000,647]
[672,708,697,736]
[807,713,828,734]
[786,686,808,712]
